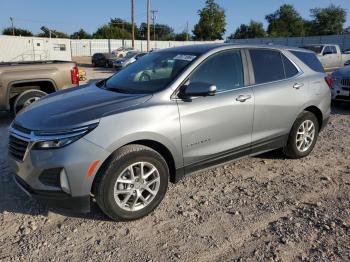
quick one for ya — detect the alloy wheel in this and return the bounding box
[296,120,315,152]
[113,162,160,211]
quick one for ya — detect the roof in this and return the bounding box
[158,43,314,54]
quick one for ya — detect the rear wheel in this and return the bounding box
[283,111,319,159]
[94,144,169,221]
[13,89,47,115]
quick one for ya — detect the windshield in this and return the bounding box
[104,51,199,94]
[301,45,323,54]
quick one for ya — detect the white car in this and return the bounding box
[111,47,134,58]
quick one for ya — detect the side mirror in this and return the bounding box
[344,60,350,66]
[179,82,216,98]
[323,51,332,56]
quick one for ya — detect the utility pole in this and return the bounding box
[131,0,135,49]
[147,0,150,51]
[10,17,15,36]
[186,21,189,41]
[151,10,158,42]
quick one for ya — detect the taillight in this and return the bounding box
[71,66,79,85]
[324,75,333,88]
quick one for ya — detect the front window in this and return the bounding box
[103,51,199,94]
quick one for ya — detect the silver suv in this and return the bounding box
[9,44,331,221]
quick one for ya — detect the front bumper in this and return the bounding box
[331,83,350,102]
[14,174,90,213]
[9,136,110,213]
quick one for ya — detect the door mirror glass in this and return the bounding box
[180,82,216,98]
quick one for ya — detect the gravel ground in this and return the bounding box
[0,67,349,261]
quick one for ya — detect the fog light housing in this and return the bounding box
[60,169,71,194]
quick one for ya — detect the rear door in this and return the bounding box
[247,49,308,152]
[177,49,254,171]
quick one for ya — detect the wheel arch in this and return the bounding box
[91,139,178,196]
[7,79,57,110]
[303,105,323,131]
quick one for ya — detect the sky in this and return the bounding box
[1,0,349,37]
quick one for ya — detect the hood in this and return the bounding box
[14,83,152,131]
[332,66,350,78]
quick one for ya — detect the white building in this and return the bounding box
[0,35,72,62]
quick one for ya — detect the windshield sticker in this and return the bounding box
[173,54,197,61]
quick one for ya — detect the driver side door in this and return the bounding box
[176,49,254,173]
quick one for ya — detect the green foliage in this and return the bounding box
[37,30,69,38]
[265,4,307,37]
[231,20,266,39]
[93,18,133,39]
[193,0,226,40]
[138,23,175,40]
[309,5,346,35]
[175,32,191,41]
[2,27,33,36]
[70,29,91,39]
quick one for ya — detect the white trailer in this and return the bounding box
[0,35,72,62]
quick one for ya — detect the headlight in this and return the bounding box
[32,123,98,149]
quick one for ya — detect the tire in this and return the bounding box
[94,144,169,221]
[283,111,319,159]
[13,89,47,115]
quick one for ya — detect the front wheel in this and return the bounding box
[13,89,47,115]
[94,145,169,221]
[283,111,319,159]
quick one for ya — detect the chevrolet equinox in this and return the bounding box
[9,44,331,221]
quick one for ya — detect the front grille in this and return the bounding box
[341,78,350,88]
[336,95,350,101]
[8,135,29,161]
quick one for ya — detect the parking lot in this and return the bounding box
[0,66,349,261]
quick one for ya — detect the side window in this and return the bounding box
[323,46,332,55]
[282,55,299,78]
[189,50,244,92]
[249,49,285,84]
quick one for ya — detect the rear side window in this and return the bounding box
[290,51,324,73]
[282,55,299,78]
[249,49,285,84]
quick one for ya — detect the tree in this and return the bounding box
[265,4,307,37]
[37,30,69,38]
[2,27,33,36]
[93,18,134,39]
[138,23,175,40]
[309,5,346,35]
[193,0,226,40]
[175,31,191,41]
[70,29,91,39]
[231,20,266,39]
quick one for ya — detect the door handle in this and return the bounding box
[236,94,252,102]
[293,83,304,89]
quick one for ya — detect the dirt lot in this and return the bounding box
[0,67,349,261]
